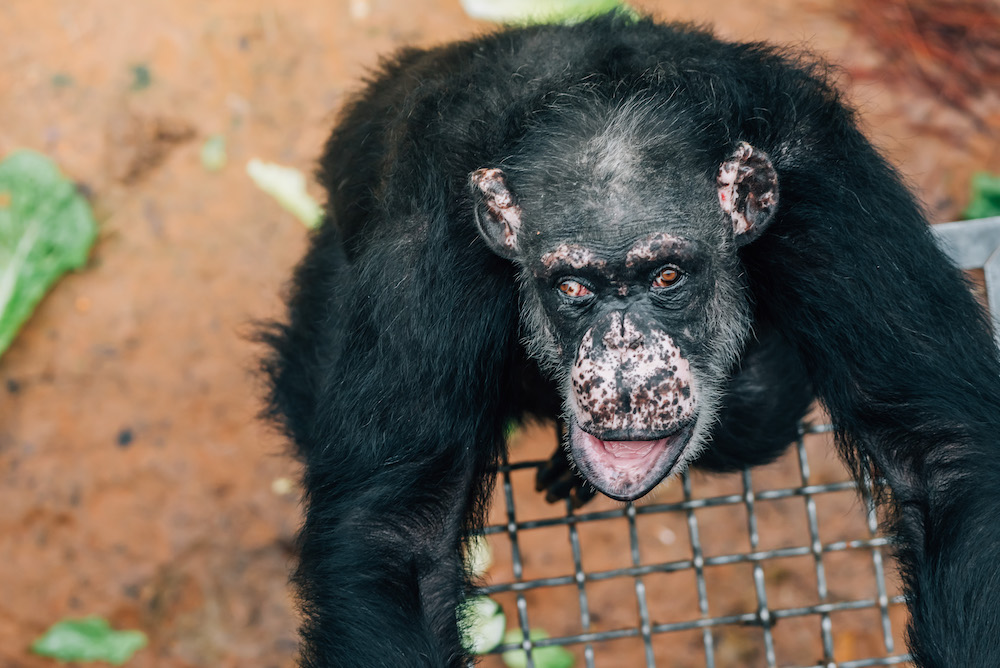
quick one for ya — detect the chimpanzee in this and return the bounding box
[262,14,1000,668]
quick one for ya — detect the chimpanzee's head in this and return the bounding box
[470,99,779,501]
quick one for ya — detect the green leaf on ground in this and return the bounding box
[461,596,507,655]
[0,150,97,358]
[129,64,152,91]
[200,134,227,172]
[460,0,636,25]
[246,159,323,229]
[502,628,575,668]
[466,535,494,578]
[963,172,1000,219]
[31,617,147,665]
[504,419,520,442]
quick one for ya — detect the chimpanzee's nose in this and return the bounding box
[602,312,645,352]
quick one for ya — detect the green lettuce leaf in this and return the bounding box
[461,596,507,654]
[502,628,575,668]
[246,159,323,229]
[460,0,636,24]
[0,150,97,357]
[466,535,494,578]
[200,134,227,172]
[963,172,1000,220]
[31,617,147,665]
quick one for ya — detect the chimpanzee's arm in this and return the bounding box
[286,231,518,667]
[743,106,1000,666]
[693,328,814,472]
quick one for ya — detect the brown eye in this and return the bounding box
[652,266,681,288]
[558,279,592,298]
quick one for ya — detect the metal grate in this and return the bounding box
[475,423,911,668]
[933,215,1000,346]
[472,217,1000,667]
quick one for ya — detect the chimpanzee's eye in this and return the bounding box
[557,279,592,298]
[651,266,682,289]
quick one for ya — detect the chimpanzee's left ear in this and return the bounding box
[716,142,779,246]
[470,168,522,260]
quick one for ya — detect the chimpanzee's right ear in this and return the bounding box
[470,168,522,260]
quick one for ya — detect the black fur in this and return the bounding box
[263,15,1000,667]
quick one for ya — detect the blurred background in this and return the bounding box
[1,1,997,666]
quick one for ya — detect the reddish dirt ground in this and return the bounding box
[0,1,996,667]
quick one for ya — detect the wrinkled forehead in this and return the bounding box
[512,170,721,264]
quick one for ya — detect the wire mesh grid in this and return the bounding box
[472,217,1000,668]
[474,422,912,668]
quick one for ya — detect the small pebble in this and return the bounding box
[271,477,295,496]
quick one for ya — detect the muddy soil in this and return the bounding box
[0,1,996,667]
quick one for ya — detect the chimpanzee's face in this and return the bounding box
[471,130,778,500]
[523,230,709,500]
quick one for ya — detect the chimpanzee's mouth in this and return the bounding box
[568,420,694,501]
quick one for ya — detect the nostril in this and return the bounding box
[601,313,645,351]
[620,314,644,350]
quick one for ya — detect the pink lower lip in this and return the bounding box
[569,421,694,501]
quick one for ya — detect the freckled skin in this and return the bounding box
[571,312,696,436]
[540,243,607,271]
[624,232,687,268]
[716,142,779,243]
[474,133,762,503]
[470,168,523,251]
